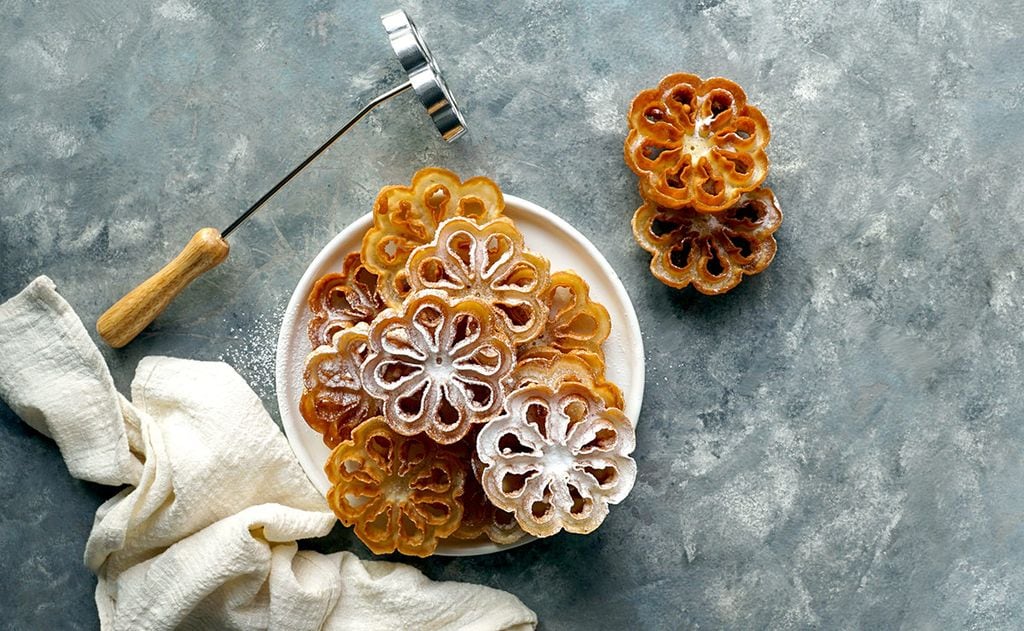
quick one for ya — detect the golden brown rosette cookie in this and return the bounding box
[300,324,377,448]
[360,291,515,444]
[450,467,527,545]
[520,270,611,362]
[406,217,551,345]
[325,417,466,556]
[632,187,782,294]
[476,383,636,537]
[511,350,624,410]
[625,73,770,212]
[361,167,505,307]
[307,253,385,348]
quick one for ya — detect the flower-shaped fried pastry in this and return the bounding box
[361,291,515,444]
[361,168,506,307]
[512,351,624,410]
[300,324,377,448]
[521,271,611,361]
[325,418,465,556]
[632,187,782,295]
[406,217,551,345]
[477,383,637,537]
[625,74,770,212]
[307,252,385,348]
[451,469,527,545]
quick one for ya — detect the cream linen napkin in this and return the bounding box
[0,276,537,631]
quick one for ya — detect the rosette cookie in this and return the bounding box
[325,418,466,556]
[632,187,782,294]
[361,291,515,444]
[306,253,385,348]
[406,217,551,345]
[361,167,505,307]
[477,383,636,537]
[511,351,624,411]
[520,271,611,363]
[625,74,770,212]
[300,324,377,448]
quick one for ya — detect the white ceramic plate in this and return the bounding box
[276,194,645,556]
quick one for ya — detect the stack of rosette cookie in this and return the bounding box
[624,74,783,294]
[301,167,637,556]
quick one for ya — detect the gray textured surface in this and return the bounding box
[2,0,1023,628]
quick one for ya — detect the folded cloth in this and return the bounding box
[0,276,537,631]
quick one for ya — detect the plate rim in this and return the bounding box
[275,193,645,556]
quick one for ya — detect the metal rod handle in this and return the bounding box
[221,80,413,238]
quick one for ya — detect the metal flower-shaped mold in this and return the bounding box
[361,167,506,307]
[520,270,611,362]
[361,291,515,444]
[306,252,385,348]
[625,73,770,212]
[632,187,782,295]
[406,217,551,345]
[477,383,637,537]
[325,417,466,557]
[300,324,377,448]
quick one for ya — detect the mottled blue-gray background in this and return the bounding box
[2,0,1023,628]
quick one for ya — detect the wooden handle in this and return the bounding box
[97,228,229,348]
